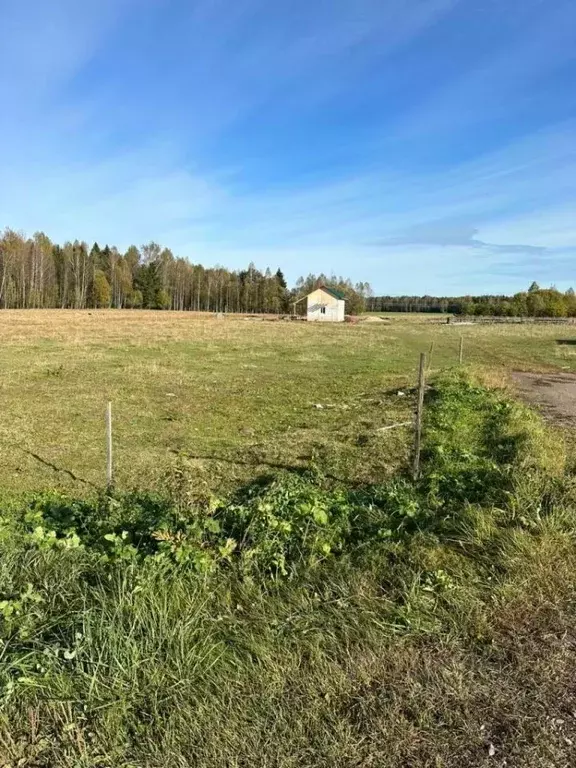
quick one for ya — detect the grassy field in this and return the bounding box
[2,309,576,496]
[2,367,576,767]
[3,311,576,766]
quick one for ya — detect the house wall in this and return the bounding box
[306,289,345,322]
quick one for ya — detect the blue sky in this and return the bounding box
[1,0,575,294]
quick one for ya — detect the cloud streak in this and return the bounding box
[369,221,547,255]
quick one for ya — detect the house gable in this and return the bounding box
[305,286,346,322]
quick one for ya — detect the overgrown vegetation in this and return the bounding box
[1,373,575,766]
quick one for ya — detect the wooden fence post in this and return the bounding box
[106,401,113,489]
[413,353,426,481]
[459,335,464,365]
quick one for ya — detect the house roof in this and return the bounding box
[316,285,346,301]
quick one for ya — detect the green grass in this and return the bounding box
[3,310,576,765]
[1,309,576,496]
[1,372,576,766]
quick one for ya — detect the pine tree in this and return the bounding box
[135,262,162,309]
[90,242,102,269]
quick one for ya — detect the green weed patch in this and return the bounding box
[0,373,575,767]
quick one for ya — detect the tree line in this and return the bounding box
[367,283,576,318]
[0,229,371,314]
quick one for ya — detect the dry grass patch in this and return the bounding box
[0,310,576,494]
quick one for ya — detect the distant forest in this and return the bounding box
[0,229,371,314]
[367,283,576,318]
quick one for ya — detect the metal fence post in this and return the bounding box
[413,353,426,481]
[106,401,113,489]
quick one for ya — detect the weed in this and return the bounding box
[0,373,574,766]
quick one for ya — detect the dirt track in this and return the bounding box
[512,371,576,427]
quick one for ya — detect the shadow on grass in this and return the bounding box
[173,449,349,484]
[17,446,98,488]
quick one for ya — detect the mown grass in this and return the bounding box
[1,373,576,766]
[1,309,576,496]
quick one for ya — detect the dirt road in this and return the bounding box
[512,371,576,426]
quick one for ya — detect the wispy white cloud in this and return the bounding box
[370,221,547,255]
[387,0,576,140]
[0,0,135,106]
[84,0,461,147]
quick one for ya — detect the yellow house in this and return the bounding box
[306,286,346,322]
